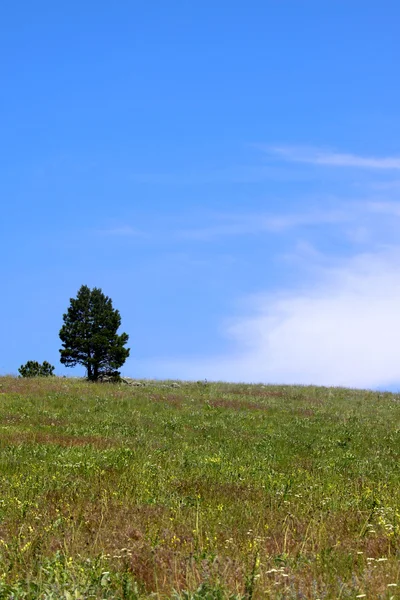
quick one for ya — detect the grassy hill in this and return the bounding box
[0,377,399,599]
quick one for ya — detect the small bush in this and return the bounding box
[98,370,122,383]
[18,360,55,378]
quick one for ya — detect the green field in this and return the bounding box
[0,377,399,599]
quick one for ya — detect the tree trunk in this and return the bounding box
[87,364,93,380]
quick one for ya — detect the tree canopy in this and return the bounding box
[18,361,55,378]
[59,285,130,381]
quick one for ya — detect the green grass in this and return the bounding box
[0,376,399,599]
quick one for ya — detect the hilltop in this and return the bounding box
[0,376,398,599]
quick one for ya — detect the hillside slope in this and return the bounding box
[0,376,399,599]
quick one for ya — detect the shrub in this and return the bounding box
[18,360,55,378]
[98,370,122,383]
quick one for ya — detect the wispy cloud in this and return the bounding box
[265,145,400,170]
[369,180,400,191]
[95,199,400,244]
[128,166,276,185]
[179,209,348,240]
[366,201,400,217]
[97,226,144,237]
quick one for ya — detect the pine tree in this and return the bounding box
[59,285,130,381]
[18,360,55,377]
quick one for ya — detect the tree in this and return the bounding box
[59,285,130,381]
[19,360,55,378]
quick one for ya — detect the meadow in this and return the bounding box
[0,376,399,599]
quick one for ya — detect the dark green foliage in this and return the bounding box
[18,360,55,378]
[59,285,130,381]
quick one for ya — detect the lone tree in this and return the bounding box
[59,285,130,381]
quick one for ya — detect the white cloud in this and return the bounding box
[104,142,400,390]
[135,248,400,389]
[266,145,400,170]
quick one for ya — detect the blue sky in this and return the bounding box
[2,1,400,388]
